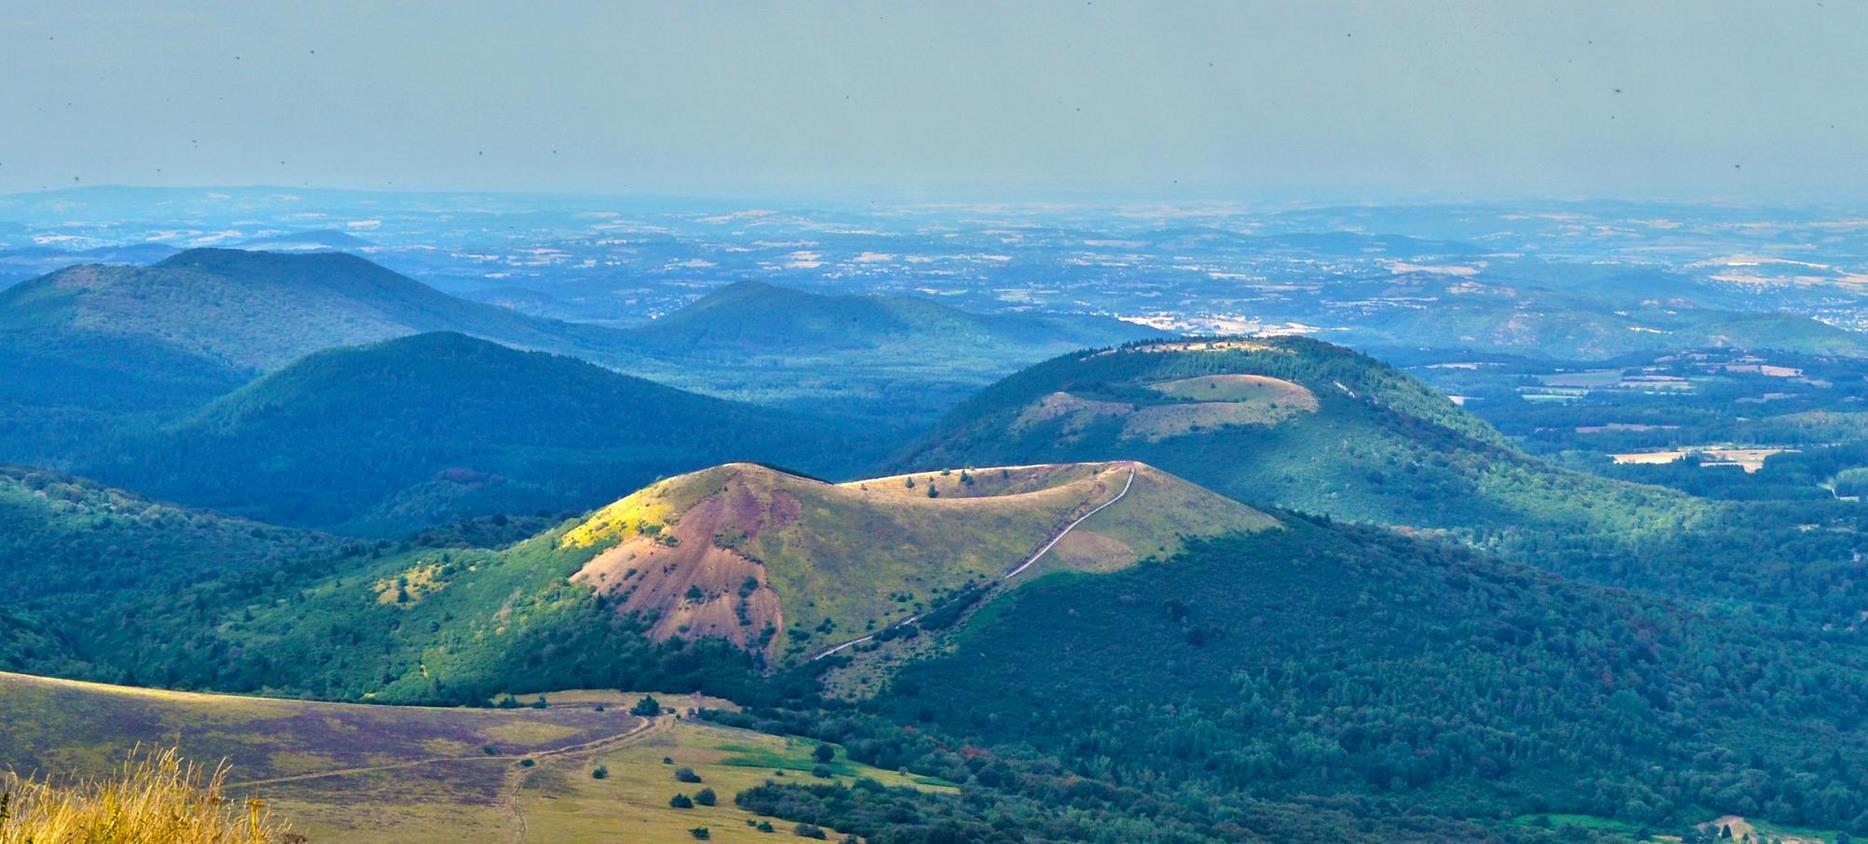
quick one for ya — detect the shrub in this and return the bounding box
[591,765,608,780]
[0,747,296,843]
[810,764,832,779]
[669,793,694,809]
[675,766,703,783]
[631,695,662,716]
[689,828,711,840]
[812,744,836,763]
[694,787,716,806]
[793,823,828,839]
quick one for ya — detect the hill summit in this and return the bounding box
[0,248,576,371]
[558,461,1274,664]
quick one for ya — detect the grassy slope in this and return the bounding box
[877,520,1868,834]
[55,460,1265,703]
[0,674,925,842]
[895,338,1868,614]
[79,332,872,535]
[561,461,1273,664]
[94,510,764,704]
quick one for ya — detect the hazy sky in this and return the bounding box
[1,1,1862,201]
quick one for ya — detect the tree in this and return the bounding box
[669,793,694,809]
[694,787,717,806]
[631,695,661,716]
[813,744,836,763]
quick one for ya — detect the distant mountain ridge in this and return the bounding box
[0,249,1154,462]
[0,248,579,371]
[637,279,1151,356]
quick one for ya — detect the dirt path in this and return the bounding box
[810,464,1136,661]
[1003,464,1135,580]
[223,714,657,790]
[500,714,670,842]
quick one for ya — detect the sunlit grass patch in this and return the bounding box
[0,747,295,844]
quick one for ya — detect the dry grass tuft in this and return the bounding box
[0,746,297,844]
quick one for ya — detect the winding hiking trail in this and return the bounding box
[225,712,665,843]
[224,715,657,790]
[810,463,1137,661]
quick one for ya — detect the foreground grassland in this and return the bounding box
[517,713,950,842]
[0,747,293,844]
[0,673,932,841]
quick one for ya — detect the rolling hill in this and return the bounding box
[635,279,1149,357]
[899,337,1677,532]
[79,332,877,535]
[0,247,582,372]
[0,247,610,467]
[618,280,1157,425]
[72,460,1267,703]
[557,461,1271,667]
[895,337,1868,620]
[0,464,341,678]
[0,249,1154,467]
[0,464,339,605]
[10,455,1868,839]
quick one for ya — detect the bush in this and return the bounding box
[0,747,296,843]
[675,766,702,783]
[631,695,662,716]
[669,793,694,809]
[810,764,832,779]
[591,765,608,780]
[694,787,716,806]
[689,828,711,840]
[793,823,828,840]
[812,744,836,763]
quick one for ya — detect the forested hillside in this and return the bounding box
[901,338,1868,623]
[78,332,872,535]
[866,519,1868,835]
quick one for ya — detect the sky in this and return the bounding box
[0,0,1863,202]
